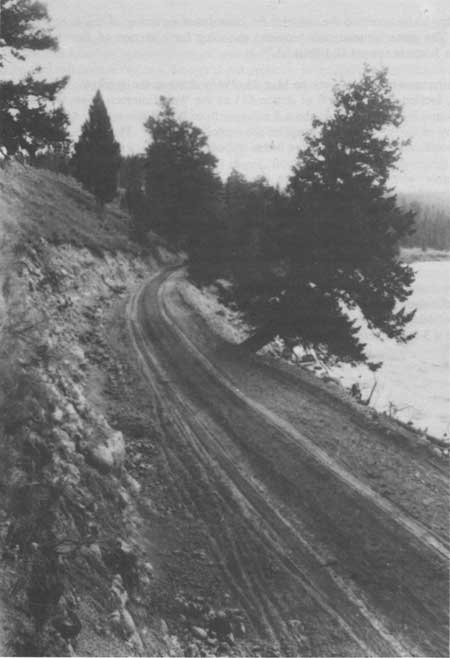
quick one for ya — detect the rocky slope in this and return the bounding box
[0,164,184,656]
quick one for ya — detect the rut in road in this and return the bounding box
[128,286,376,656]
[126,270,449,657]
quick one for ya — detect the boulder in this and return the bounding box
[86,430,125,473]
[192,627,208,641]
[53,428,76,453]
[52,407,64,423]
[125,473,141,495]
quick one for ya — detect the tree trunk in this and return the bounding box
[239,326,276,352]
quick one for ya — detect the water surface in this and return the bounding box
[333,261,450,438]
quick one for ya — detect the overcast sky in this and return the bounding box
[28,0,450,195]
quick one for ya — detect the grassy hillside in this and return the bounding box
[0,162,135,254]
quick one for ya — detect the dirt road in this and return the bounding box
[127,268,449,657]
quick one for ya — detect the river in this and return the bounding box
[331,260,450,439]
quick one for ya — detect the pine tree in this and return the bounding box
[144,97,221,249]
[0,0,70,159]
[0,0,58,67]
[0,75,69,160]
[231,67,416,365]
[72,91,121,207]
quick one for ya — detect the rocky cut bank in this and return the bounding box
[0,162,177,656]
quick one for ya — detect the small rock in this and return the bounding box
[87,430,125,473]
[111,574,128,608]
[160,618,169,637]
[193,548,207,561]
[192,626,208,641]
[118,487,131,508]
[186,643,200,657]
[87,542,102,561]
[109,609,122,631]
[143,561,154,577]
[225,632,235,645]
[64,402,78,422]
[121,608,137,636]
[126,473,141,495]
[53,428,76,453]
[52,407,64,423]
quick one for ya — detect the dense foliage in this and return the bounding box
[0,0,70,159]
[72,91,121,206]
[144,97,221,250]
[217,67,417,364]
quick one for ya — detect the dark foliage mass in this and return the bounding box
[120,155,147,239]
[190,67,417,365]
[143,97,222,250]
[0,0,70,159]
[72,91,121,206]
[0,75,70,160]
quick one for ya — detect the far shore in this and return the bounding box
[400,246,450,263]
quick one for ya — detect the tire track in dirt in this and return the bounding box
[127,283,287,644]
[126,270,449,657]
[127,278,377,654]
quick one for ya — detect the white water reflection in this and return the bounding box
[331,261,450,438]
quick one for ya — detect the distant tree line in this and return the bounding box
[398,195,450,250]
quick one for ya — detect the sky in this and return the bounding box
[19,0,450,196]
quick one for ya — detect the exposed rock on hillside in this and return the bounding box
[0,164,176,656]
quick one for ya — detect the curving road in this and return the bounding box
[127,268,449,657]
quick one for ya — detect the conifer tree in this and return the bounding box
[0,0,70,159]
[144,97,221,249]
[227,67,416,365]
[72,91,121,206]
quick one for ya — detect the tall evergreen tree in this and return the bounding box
[144,97,221,250]
[0,0,70,159]
[227,67,416,365]
[72,91,121,206]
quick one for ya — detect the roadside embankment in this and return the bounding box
[0,163,178,656]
